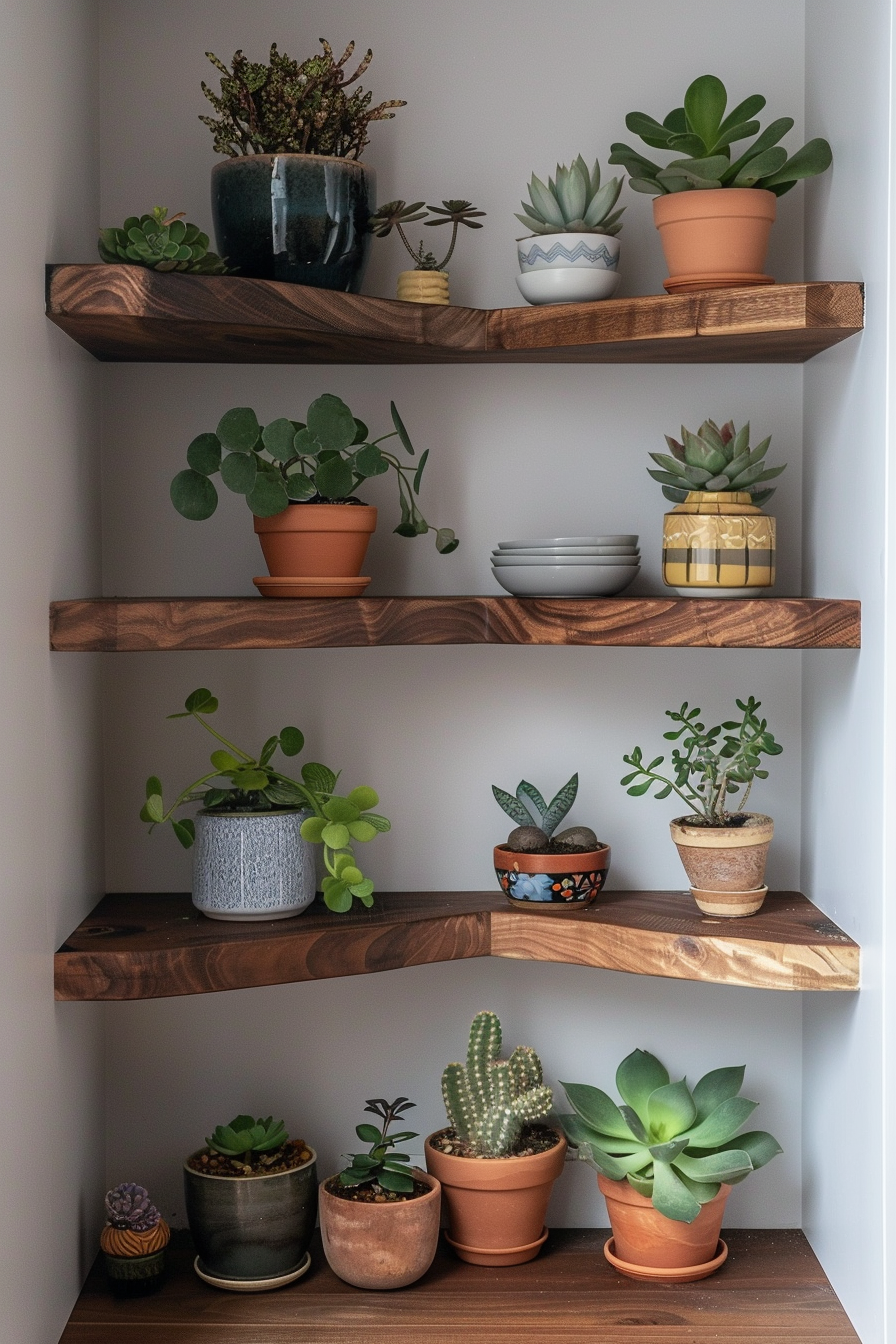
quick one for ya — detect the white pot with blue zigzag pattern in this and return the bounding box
[517,232,621,275]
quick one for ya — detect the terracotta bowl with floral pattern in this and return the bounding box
[493,844,610,906]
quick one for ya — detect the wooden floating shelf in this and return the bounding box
[54,890,859,1001]
[59,1228,858,1344]
[49,595,861,651]
[46,265,864,364]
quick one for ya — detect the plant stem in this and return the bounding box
[191,711,254,762]
[439,223,460,271]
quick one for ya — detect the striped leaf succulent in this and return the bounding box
[560,1049,782,1223]
[516,156,625,237]
[98,208,230,274]
[648,419,785,506]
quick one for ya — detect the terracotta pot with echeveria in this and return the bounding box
[492,771,610,906]
[101,1184,171,1297]
[368,199,486,304]
[514,155,625,305]
[319,1097,441,1290]
[170,394,458,597]
[559,1048,782,1282]
[143,686,390,919]
[424,1010,566,1267]
[621,696,783,917]
[609,74,832,292]
[201,39,405,291]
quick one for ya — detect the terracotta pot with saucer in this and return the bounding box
[253,502,376,597]
[670,812,774,917]
[598,1173,731,1281]
[653,188,776,293]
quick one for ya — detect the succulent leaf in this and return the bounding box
[520,158,625,236]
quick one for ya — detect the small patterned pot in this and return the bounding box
[517,231,620,274]
[192,810,316,921]
[662,491,775,596]
[102,1248,167,1297]
[494,843,610,905]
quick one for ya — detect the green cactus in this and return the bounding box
[441,1011,553,1157]
[98,208,231,274]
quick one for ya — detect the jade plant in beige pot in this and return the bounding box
[559,1048,781,1282]
[621,697,782,917]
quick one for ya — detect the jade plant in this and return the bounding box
[515,156,625,237]
[559,1048,782,1223]
[200,39,405,160]
[368,199,486,271]
[98,207,230,274]
[441,1011,553,1157]
[621,698,782,827]
[492,773,597,853]
[648,419,785,506]
[609,74,832,195]
[207,1115,289,1162]
[170,394,458,554]
[337,1098,418,1194]
[141,687,390,912]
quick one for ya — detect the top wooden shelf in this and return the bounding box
[46,266,864,364]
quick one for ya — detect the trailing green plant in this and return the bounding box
[609,74,832,195]
[170,394,458,554]
[492,774,578,838]
[337,1097,418,1194]
[515,156,625,236]
[98,208,231,274]
[368,199,486,271]
[621,698,782,827]
[559,1048,781,1223]
[200,39,405,160]
[141,687,390,912]
[206,1115,289,1161]
[441,1011,553,1157]
[648,419,785,506]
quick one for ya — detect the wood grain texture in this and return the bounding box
[46,266,863,365]
[54,890,859,1001]
[58,1228,859,1343]
[49,596,861,651]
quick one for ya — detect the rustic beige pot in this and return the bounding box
[318,1170,441,1290]
[670,813,773,918]
[397,270,450,304]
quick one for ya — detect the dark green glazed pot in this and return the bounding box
[212,154,374,291]
[183,1147,318,1283]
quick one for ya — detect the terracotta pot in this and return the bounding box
[396,270,450,304]
[598,1173,731,1272]
[424,1130,566,1266]
[652,188,776,293]
[690,884,768,918]
[493,843,610,906]
[670,813,773,897]
[319,1170,441,1289]
[662,491,775,597]
[253,503,377,580]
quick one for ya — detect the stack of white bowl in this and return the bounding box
[491,535,640,596]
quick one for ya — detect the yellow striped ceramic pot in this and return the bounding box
[396,269,450,304]
[662,492,775,596]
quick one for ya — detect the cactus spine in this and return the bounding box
[441,1011,553,1157]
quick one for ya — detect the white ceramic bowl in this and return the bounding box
[516,268,621,305]
[493,545,639,557]
[492,554,640,568]
[497,536,638,549]
[517,232,621,274]
[492,563,640,597]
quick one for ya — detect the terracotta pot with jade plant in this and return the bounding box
[649,418,785,596]
[368,198,486,304]
[514,155,625,306]
[320,1097,441,1290]
[492,772,610,905]
[101,1184,171,1297]
[171,394,458,597]
[143,686,390,919]
[184,1115,317,1290]
[621,696,783,917]
[425,1010,566,1267]
[559,1048,781,1281]
[610,74,832,292]
[201,39,405,291]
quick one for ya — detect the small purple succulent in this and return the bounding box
[104,1183,162,1232]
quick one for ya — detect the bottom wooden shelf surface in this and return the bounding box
[59,1228,857,1343]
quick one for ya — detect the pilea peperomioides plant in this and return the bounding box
[559,1048,782,1223]
[441,1010,553,1157]
[648,419,785,506]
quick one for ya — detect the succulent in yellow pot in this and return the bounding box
[369,198,485,303]
[648,419,785,596]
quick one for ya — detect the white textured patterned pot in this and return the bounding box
[191,810,316,922]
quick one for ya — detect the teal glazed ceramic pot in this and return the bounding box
[211,153,374,291]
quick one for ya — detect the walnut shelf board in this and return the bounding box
[54,890,859,1001]
[46,266,863,364]
[49,596,861,651]
[58,1228,858,1344]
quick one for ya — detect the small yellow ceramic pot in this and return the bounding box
[662,491,775,596]
[396,269,450,304]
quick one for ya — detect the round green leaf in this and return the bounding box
[279,726,304,757]
[210,750,240,771]
[323,798,360,824]
[306,394,358,451]
[262,418,300,462]
[293,427,321,456]
[144,793,164,823]
[314,455,355,500]
[247,473,289,517]
[172,818,196,849]
[220,450,258,495]
[354,444,388,478]
[186,433,222,476]
[170,469,218,520]
[436,528,458,554]
[323,880,352,913]
[300,815,327,843]
[390,402,415,454]
[321,822,351,849]
[185,687,217,714]
[352,418,369,445]
[348,878,375,900]
[347,786,379,811]
[347,820,377,842]
[216,407,260,452]
[232,768,269,791]
[285,472,316,500]
[340,865,364,884]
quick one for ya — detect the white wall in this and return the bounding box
[0,0,106,1340]
[97,0,812,1242]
